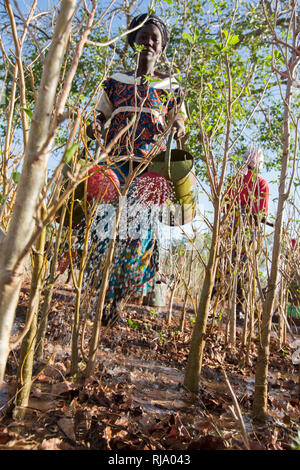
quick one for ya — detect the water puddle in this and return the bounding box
[11,317,25,337]
[27,397,58,413]
[99,354,197,417]
[0,383,13,416]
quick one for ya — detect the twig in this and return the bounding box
[222,367,250,450]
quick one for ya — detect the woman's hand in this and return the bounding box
[172,119,185,140]
[86,115,105,140]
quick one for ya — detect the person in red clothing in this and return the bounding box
[214,147,270,319]
[224,147,269,221]
[279,46,300,80]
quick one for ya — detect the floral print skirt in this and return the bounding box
[76,194,159,305]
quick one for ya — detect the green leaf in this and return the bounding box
[22,108,33,120]
[193,27,200,41]
[12,171,21,184]
[182,32,193,43]
[143,75,162,83]
[64,143,79,164]
[200,38,218,45]
[133,42,145,53]
[228,34,239,46]
[127,318,140,329]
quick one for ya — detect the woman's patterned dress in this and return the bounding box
[78,72,185,316]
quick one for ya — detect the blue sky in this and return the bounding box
[6,0,299,233]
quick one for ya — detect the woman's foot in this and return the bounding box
[101,300,123,327]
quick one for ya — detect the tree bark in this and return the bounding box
[180,253,193,332]
[183,203,220,392]
[0,0,76,384]
[253,76,293,422]
[167,280,179,326]
[36,207,66,361]
[12,226,46,420]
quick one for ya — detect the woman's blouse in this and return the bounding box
[95,72,185,161]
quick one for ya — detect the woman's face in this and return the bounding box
[135,23,163,63]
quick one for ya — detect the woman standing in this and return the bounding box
[213,148,270,318]
[82,13,186,325]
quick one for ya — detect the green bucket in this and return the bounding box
[149,130,196,225]
[287,304,300,319]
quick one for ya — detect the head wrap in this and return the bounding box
[128,14,170,51]
[241,146,264,175]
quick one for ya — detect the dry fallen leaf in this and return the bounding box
[187,435,226,450]
[103,426,112,442]
[43,364,66,379]
[57,417,76,442]
[0,432,11,445]
[195,420,214,434]
[112,429,128,440]
[30,387,43,399]
[39,438,62,450]
[1,439,38,450]
[51,381,73,396]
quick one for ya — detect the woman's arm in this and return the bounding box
[172,113,186,140]
[87,79,113,140]
[166,80,186,140]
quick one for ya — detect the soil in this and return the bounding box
[0,281,299,451]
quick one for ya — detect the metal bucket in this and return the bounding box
[149,130,196,225]
[147,281,168,307]
[287,304,300,318]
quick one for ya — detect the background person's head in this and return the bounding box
[241,147,264,175]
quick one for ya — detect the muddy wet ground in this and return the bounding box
[0,282,299,451]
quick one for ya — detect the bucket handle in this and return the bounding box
[165,128,176,180]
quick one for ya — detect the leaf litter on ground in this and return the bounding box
[1,282,299,450]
